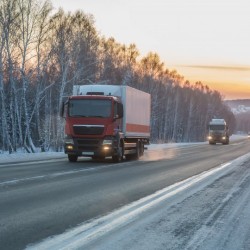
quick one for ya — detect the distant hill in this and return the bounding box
[225,99,250,114]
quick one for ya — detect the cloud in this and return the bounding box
[179,65,250,72]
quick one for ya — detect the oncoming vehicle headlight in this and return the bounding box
[222,136,226,140]
[208,136,213,140]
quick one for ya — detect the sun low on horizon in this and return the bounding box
[51,0,250,100]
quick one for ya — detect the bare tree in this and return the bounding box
[48,9,100,151]
[0,0,20,153]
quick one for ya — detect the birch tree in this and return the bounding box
[0,0,19,153]
[49,10,99,150]
[13,0,53,152]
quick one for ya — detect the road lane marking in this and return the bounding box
[0,161,135,186]
[0,158,67,168]
[0,167,103,186]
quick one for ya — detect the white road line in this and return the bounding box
[0,168,95,186]
[0,158,66,168]
[0,161,134,186]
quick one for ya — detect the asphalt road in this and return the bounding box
[0,139,249,250]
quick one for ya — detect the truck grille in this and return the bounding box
[75,138,100,150]
[73,125,104,135]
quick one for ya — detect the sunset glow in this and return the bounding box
[51,0,250,100]
[176,65,250,99]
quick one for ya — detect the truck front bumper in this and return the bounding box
[64,137,117,157]
[208,135,228,143]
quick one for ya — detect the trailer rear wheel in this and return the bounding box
[68,155,78,162]
[139,141,144,156]
[126,141,140,161]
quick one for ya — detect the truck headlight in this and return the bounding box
[102,136,113,145]
[65,136,74,144]
[103,139,112,145]
[222,136,226,140]
[66,144,74,150]
[208,136,212,140]
[102,137,113,151]
[103,145,111,151]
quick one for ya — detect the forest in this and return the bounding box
[0,0,236,153]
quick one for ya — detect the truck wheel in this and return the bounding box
[126,141,140,161]
[139,142,144,156]
[135,141,140,159]
[68,155,78,162]
[112,144,124,163]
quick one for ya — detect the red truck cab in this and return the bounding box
[63,94,123,162]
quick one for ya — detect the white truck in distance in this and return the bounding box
[62,85,151,162]
[207,119,229,145]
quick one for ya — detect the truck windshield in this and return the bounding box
[209,125,225,130]
[68,99,112,118]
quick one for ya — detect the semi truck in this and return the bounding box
[207,119,229,145]
[61,85,151,162]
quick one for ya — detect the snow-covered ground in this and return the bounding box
[2,135,250,249]
[0,151,66,164]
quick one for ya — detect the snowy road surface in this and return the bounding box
[1,135,250,250]
[25,137,250,250]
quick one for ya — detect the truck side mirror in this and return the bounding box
[60,100,68,118]
[117,103,123,118]
[60,102,64,118]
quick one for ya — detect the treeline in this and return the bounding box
[225,100,250,133]
[234,112,250,133]
[0,0,235,153]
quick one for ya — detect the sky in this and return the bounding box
[51,0,250,100]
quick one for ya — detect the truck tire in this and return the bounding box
[112,143,124,163]
[139,141,144,156]
[126,141,140,161]
[68,155,78,162]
